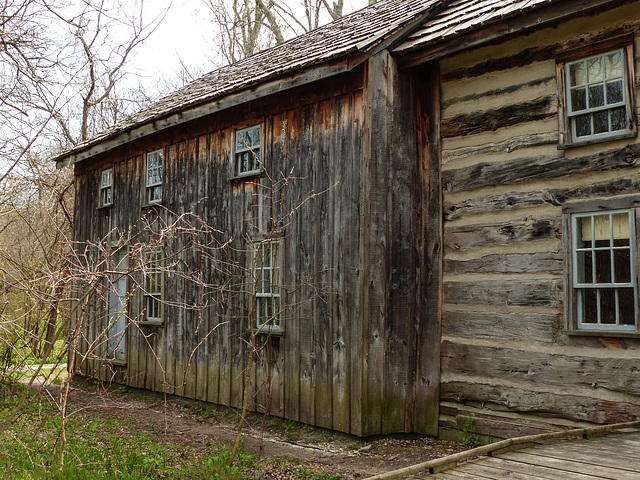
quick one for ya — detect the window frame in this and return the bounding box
[141,248,163,325]
[145,149,163,205]
[234,125,263,178]
[557,36,637,148]
[563,198,640,336]
[100,167,113,208]
[253,239,282,333]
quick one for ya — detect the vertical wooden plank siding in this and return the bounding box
[438,4,640,438]
[71,65,442,436]
[413,62,442,436]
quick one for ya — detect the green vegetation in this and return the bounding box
[462,415,480,447]
[0,384,342,479]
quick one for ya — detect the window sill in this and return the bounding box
[138,321,164,327]
[562,329,640,338]
[229,170,264,182]
[558,130,636,150]
[141,202,163,210]
[106,358,127,366]
[253,327,284,336]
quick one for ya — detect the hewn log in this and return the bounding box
[442,132,557,164]
[443,279,561,307]
[444,252,563,274]
[442,341,640,396]
[445,177,640,220]
[445,218,560,250]
[443,143,640,193]
[441,382,640,424]
[441,96,555,138]
[442,309,559,342]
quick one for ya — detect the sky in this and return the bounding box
[131,0,370,94]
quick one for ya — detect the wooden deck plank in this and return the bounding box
[500,450,640,479]
[455,461,550,479]
[476,457,605,479]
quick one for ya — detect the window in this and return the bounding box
[146,150,163,204]
[565,200,640,333]
[143,249,162,323]
[235,125,262,176]
[558,40,636,146]
[100,168,113,207]
[254,241,280,331]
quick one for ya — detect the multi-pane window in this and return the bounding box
[100,168,113,207]
[146,150,163,204]
[572,210,636,331]
[236,125,261,176]
[566,49,627,140]
[143,249,162,323]
[254,241,280,330]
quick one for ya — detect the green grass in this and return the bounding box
[0,383,343,479]
[0,384,258,479]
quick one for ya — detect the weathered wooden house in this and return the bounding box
[55,0,640,439]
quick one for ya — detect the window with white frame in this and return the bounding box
[235,125,262,176]
[558,40,636,146]
[100,168,113,207]
[143,249,163,323]
[254,240,280,330]
[146,150,163,204]
[566,204,639,333]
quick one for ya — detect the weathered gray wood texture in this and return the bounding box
[437,4,640,440]
[72,59,440,436]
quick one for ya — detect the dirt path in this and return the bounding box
[64,381,467,478]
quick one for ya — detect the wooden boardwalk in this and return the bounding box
[426,429,640,479]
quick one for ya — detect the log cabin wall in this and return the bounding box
[71,58,440,437]
[438,2,640,440]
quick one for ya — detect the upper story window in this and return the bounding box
[564,199,640,335]
[254,240,281,331]
[100,168,113,207]
[146,150,163,204]
[235,125,262,176]
[557,39,636,147]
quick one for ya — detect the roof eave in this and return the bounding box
[55,58,352,168]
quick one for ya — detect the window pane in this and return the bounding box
[576,250,592,283]
[612,213,630,241]
[236,132,245,150]
[588,84,604,108]
[570,61,586,86]
[618,288,635,325]
[594,249,612,283]
[611,107,626,131]
[593,110,608,134]
[581,289,598,323]
[252,128,260,146]
[600,288,616,324]
[245,131,253,147]
[588,57,604,82]
[606,80,623,104]
[614,249,631,283]
[571,88,586,111]
[605,51,623,78]
[592,214,611,242]
[576,114,591,137]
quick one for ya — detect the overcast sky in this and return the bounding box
[131,0,370,94]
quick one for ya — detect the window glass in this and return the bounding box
[100,168,113,207]
[573,210,635,331]
[146,150,163,203]
[236,125,261,175]
[254,241,280,330]
[566,49,628,142]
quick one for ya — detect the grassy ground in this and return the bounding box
[0,383,340,479]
